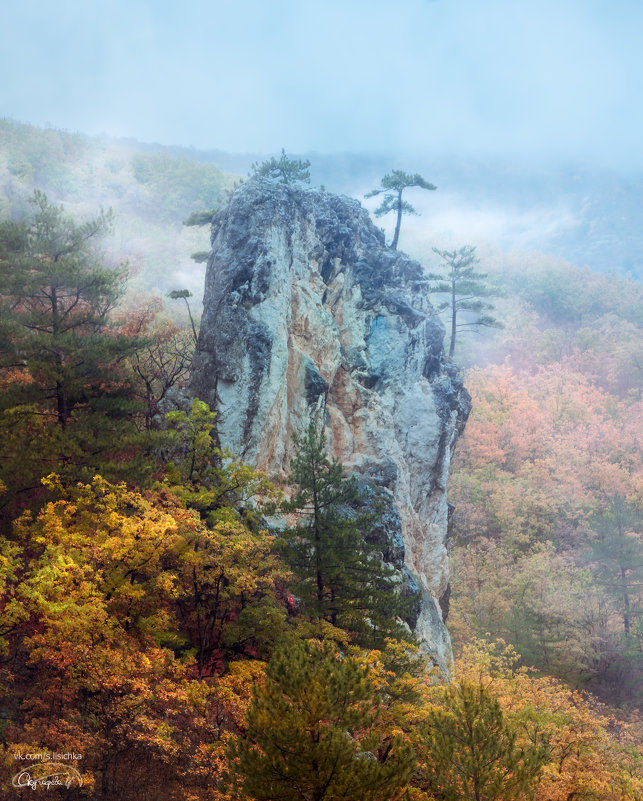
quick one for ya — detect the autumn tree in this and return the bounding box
[453,639,643,801]
[448,354,642,701]
[0,472,288,798]
[163,400,287,673]
[163,399,277,527]
[161,401,286,674]
[0,475,196,799]
[226,638,415,801]
[119,298,194,429]
[428,245,502,359]
[280,420,414,647]
[365,170,437,250]
[251,148,311,185]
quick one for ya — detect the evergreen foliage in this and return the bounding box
[251,148,311,185]
[428,245,502,358]
[189,250,210,263]
[226,638,415,801]
[131,152,226,223]
[589,495,642,694]
[0,118,640,801]
[419,680,546,801]
[0,192,151,514]
[183,208,217,266]
[280,420,414,647]
[0,191,129,423]
[183,208,218,227]
[168,288,199,344]
[366,169,437,250]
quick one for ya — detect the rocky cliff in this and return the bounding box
[190,178,470,670]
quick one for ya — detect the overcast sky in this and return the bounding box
[2,0,643,165]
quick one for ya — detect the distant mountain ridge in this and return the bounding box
[1,117,641,282]
[98,134,643,278]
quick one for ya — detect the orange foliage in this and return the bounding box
[0,475,282,800]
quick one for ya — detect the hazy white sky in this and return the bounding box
[2,0,643,164]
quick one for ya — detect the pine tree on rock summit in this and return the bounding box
[366,169,437,250]
[251,148,311,186]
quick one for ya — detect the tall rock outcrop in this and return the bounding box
[191,179,470,670]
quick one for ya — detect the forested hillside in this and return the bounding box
[441,258,642,707]
[0,121,641,799]
[0,118,233,299]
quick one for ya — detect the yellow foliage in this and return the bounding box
[454,639,643,801]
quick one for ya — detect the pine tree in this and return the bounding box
[226,638,415,801]
[182,208,218,264]
[589,495,642,639]
[365,170,437,250]
[0,191,149,512]
[419,680,545,801]
[428,245,502,359]
[183,209,218,227]
[280,420,414,647]
[251,148,311,185]
[0,191,130,424]
[168,288,199,345]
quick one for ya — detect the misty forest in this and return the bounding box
[0,5,642,798]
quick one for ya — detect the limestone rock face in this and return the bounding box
[191,179,470,669]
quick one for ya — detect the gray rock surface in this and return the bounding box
[190,178,470,671]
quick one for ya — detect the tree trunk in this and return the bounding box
[391,190,403,250]
[51,286,68,429]
[449,271,457,359]
[621,564,631,635]
[56,378,68,430]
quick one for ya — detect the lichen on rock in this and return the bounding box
[190,178,470,672]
